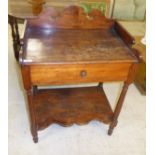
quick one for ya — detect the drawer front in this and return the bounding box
[30,63,131,85]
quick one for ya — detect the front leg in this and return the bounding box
[108,82,129,135]
[26,88,38,143]
[21,66,38,143]
[108,64,138,135]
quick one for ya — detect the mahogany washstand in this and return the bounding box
[18,6,141,143]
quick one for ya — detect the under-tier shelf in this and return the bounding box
[33,86,114,130]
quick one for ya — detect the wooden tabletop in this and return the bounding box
[23,27,137,64]
[20,6,137,65]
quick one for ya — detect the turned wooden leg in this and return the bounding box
[21,66,38,143]
[26,89,38,143]
[8,15,21,61]
[108,82,129,135]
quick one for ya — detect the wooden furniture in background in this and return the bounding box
[133,36,146,95]
[9,0,112,18]
[8,0,45,61]
[8,15,21,60]
[19,6,140,143]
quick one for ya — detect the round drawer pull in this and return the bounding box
[80,70,87,77]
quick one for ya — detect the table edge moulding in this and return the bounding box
[18,5,141,143]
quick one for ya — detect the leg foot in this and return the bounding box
[108,128,113,135]
[31,125,38,143]
[108,121,117,136]
[31,129,38,143]
[33,136,38,143]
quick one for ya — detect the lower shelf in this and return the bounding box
[33,86,114,130]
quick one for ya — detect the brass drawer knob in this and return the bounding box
[80,70,87,77]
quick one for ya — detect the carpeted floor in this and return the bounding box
[8,22,145,155]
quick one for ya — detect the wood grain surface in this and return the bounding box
[30,63,131,85]
[22,28,137,64]
[33,86,113,130]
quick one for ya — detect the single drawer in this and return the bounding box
[30,63,131,85]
